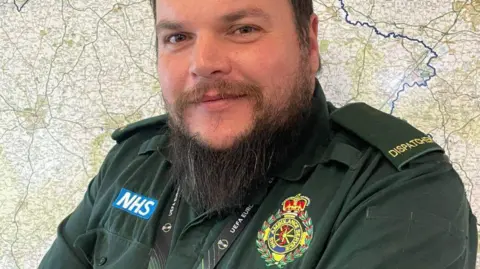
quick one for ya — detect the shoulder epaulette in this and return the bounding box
[330,102,444,170]
[111,114,168,143]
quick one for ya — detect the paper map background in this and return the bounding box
[0,0,479,268]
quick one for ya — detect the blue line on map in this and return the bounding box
[338,0,438,114]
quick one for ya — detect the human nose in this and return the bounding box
[189,34,231,79]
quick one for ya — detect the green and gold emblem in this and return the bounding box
[256,194,313,268]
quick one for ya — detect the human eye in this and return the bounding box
[163,33,189,44]
[231,25,259,36]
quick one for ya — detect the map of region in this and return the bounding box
[0,0,479,268]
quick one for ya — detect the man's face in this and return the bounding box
[156,0,319,150]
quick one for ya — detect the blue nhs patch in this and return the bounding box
[112,188,158,220]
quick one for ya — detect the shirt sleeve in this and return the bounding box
[38,175,100,269]
[318,158,478,269]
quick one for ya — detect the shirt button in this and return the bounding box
[99,257,107,266]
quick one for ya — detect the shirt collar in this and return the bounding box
[267,79,332,181]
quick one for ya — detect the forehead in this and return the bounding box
[155,0,292,23]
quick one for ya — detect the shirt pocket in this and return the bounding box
[362,205,466,268]
[73,228,151,269]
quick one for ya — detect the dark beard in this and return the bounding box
[167,60,313,216]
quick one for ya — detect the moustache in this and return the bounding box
[175,80,263,110]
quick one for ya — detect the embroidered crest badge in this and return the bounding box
[256,194,313,268]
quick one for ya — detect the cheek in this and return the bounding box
[237,42,299,87]
[250,56,298,103]
[157,56,187,107]
[161,87,175,111]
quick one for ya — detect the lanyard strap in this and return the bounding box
[151,188,181,268]
[152,178,276,269]
[195,203,257,269]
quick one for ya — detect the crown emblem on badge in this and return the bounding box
[256,194,314,268]
[282,195,310,213]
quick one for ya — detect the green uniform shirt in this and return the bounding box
[39,82,477,269]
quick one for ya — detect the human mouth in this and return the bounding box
[201,94,245,102]
[197,93,247,111]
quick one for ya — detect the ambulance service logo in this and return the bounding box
[256,194,313,268]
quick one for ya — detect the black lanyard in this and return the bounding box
[151,187,181,267]
[151,178,276,269]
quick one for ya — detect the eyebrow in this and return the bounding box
[156,7,271,34]
[156,21,183,33]
[220,7,271,23]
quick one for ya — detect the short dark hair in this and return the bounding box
[150,0,319,72]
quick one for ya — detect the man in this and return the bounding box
[39,0,477,268]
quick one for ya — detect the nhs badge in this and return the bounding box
[113,188,158,220]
